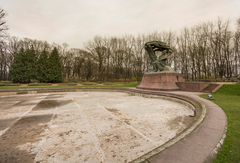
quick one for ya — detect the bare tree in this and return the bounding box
[0,8,7,39]
[0,12,239,82]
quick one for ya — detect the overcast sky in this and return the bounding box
[1,0,240,48]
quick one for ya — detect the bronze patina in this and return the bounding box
[144,41,172,72]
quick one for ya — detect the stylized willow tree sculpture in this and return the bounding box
[144,41,172,72]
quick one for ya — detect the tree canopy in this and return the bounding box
[10,47,63,83]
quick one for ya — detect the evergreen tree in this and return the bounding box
[10,47,36,83]
[48,47,63,83]
[37,49,49,82]
[26,46,37,80]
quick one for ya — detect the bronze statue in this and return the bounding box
[144,41,172,72]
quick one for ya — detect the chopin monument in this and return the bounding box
[138,41,185,90]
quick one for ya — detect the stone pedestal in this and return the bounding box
[138,71,185,90]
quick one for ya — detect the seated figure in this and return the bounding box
[144,41,173,72]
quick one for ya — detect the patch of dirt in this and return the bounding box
[33,100,72,111]
[0,114,52,163]
[0,104,17,111]
[0,99,24,111]
[17,101,40,107]
[0,118,17,131]
[99,127,146,162]
[45,94,65,99]
[167,116,194,131]
[182,116,195,128]
[0,95,43,110]
[106,108,133,125]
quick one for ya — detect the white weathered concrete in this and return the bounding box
[0,92,194,163]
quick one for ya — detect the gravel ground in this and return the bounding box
[0,92,194,163]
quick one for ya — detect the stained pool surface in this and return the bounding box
[0,92,194,163]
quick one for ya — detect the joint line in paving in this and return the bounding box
[72,98,106,162]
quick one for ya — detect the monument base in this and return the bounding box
[137,71,185,91]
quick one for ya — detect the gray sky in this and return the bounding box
[1,0,240,48]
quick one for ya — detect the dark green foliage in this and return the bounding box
[47,48,63,83]
[36,49,49,83]
[10,48,36,83]
[10,47,63,83]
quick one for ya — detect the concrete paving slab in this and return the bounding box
[0,92,195,163]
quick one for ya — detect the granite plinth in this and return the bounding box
[138,71,185,90]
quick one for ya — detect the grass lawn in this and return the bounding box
[201,84,240,163]
[0,81,139,90]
